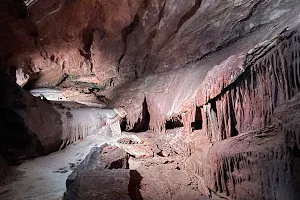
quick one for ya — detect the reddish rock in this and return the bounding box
[64,169,131,200]
[0,71,62,163]
[64,144,131,200]
[1,0,299,89]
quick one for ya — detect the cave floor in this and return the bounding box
[0,134,116,200]
[0,130,220,200]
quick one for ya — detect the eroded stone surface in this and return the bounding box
[0,71,62,162]
[64,144,130,200]
[1,1,300,199]
[1,0,299,89]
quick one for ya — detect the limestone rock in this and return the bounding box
[1,0,299,89]
[64,169,131,200]
[0,71,62,163]
[66,144,128,187]
[64,144,130,200]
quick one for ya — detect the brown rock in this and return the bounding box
[64,144,130,200]
[0,71,63,163]
[64,169,131,200]
[2,0,299,88]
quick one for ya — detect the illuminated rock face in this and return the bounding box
[1,0,299,88]
[110,28,300,199]
[1,0,300,199]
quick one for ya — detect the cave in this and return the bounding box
[1,0,300,199]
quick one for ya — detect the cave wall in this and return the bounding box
[110,23,300,200]
[0,71,63,163]
[184,29,300,199]
[2,0,300,88]
[1,0,300,199]
[199,30,300,142]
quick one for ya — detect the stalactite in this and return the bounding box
[57,108,119,149]
[194,30,300,142]
[112,29,300,138]
[198,127,292,199]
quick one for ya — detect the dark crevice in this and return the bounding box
[165,116,184,130]
[292,145,300,158]
[123,98,150,132]
[228,91,239,137]
[191,106,202,130]
[291,145,300,199]
[80,25,94,59]
[9,65,17,83]
[175,0,201,38]
[120,118,128,132]
[134,64,138,79]
[118,1,146,72]
[132,97,150,132]
[128,170,143,200]
[0,108,44,165]
[211,101,218,119]
[108,159,128,169]
[156,0,202,52]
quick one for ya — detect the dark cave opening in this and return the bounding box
[165,116,184,130]
[293,145,300,157]
[191,106,202,131]
[121,98,150,133]
[79,25,95,59]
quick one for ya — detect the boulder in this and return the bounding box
[64,169,131,200]
[0,71,62,163]
[64,144,130,200]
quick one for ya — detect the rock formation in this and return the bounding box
[1,0,300,199]
[64,144,130,200]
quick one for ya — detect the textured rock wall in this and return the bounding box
[199,30,300,142]
[110,25,300,200]
[0,70,119,163]
[110,28,300,133]
[2,0,300,88]
[0,71,62,163]
[185,125,296,199]
[184,30,300,199]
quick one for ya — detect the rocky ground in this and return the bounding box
[0,133,115,200]
[0,130,222,200]
[63,133,223,200]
